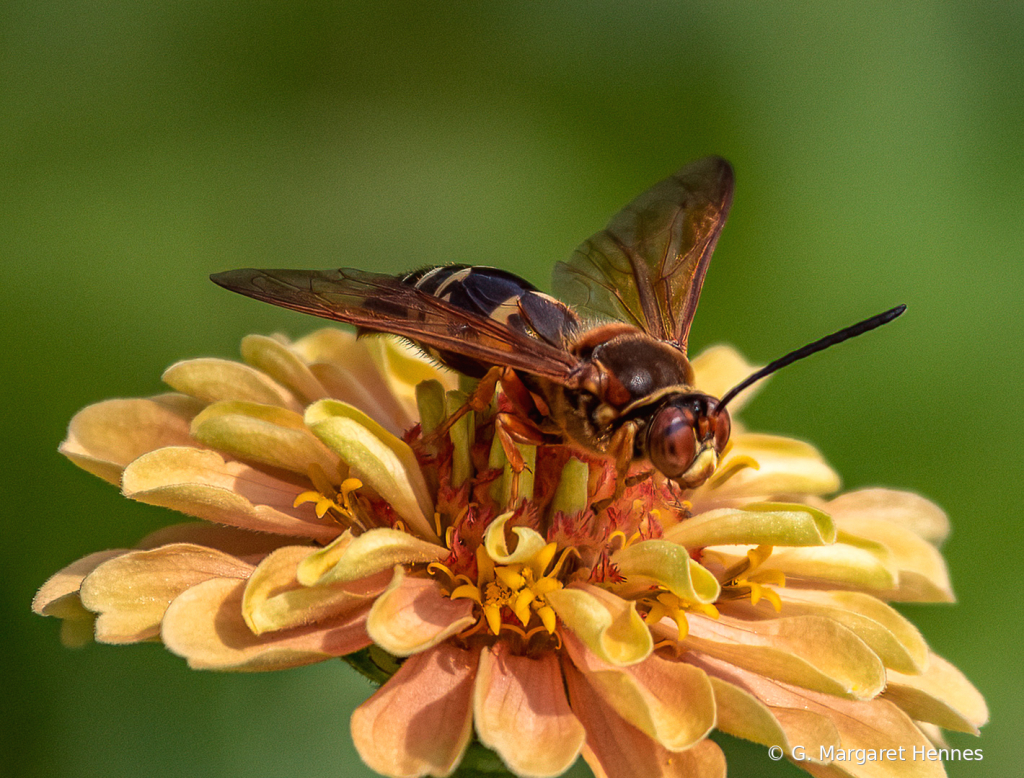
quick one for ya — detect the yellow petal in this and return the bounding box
[483,512,548,566]
[690,345,763,413]
[362,335,457,424]
[563,631,714,751]
[826,488,950,545]
[773,589,928,674]
[612,540,720,604]
[242,545,387,635]
[80,543,253,643]
[366,568,476,656]
[162,578,371,670]
[884,653,988,735]
[59,395,202,485]
[546,583,651,667]
[683,613,886,699]
[666,502,836,549]
[190,401,340,475]
[305,399,435,539]
[121,447,339,541]
[162,357,302,411]
[303,527,445,587]
[351,642,476,778]
[695,433,840,502]
[474,643,584,777]
[735,536,899,591]
[240,334,329,405]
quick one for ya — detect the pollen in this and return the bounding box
[294,476,363,522]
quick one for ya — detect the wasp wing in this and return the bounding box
[551,156,734,351]
[211,268,580,381]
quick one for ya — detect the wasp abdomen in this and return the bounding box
[399,265,580,376]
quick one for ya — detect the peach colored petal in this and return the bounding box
[59,395,203,485]
[694,654,946,778]
[690,345,763,413]
[242,545,389,634]
[474,642,584,777]
[240,334,329,405]
[681,613,885,699]
[162,578,371,670]
[80,544,254,643]
[163,357,303,411]
[564,660,726,778]
[562,632,714,752]
[883,653,988,735]
[366,568,476,656]
[362,335,458,426]
[770,589,928,674]
[547,583,652,667]
[737,537,899,591]
[832,517,953,602]
[351,642,477,778]
[121,446,339,541]
[709,675,840,760]
[826,489,949,545]
[135,522,303,558]
[33,550,127,646]
[189,401,340,476]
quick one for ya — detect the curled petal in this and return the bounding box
[665,503,836,548]
[366,568,476,656]
[563,631,715,752]
[121,447,338,541]
[242,545,388,635]
[59,395,202,485]
[305,399,436,539]
[163,357,302,411]
[483,512,548,565]
[564,660,726,778]
[547,583,651,667]
[351,642,477,778]
[826,489,950,545]
[162,578,371,671]
[612,540,720,604]
[682,613,886,699]
[883,653,989,735]
[190,401,340,476]
[240,334,329,405]
[299,527,445,586]
[474,642,584,777]
[80,543,253,643]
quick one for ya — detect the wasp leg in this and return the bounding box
[417,366,503,450]
[494,411,548,505]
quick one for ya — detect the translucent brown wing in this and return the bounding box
[551,156,734,352]
[211,268,580,381]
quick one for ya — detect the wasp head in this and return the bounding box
[646,394,731,489]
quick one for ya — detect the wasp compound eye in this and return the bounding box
[647,405,698,479]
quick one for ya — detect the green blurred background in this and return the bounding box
[3,2,1020,776]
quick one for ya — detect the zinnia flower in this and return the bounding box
[35,329,986,778]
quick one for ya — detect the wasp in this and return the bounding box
[212,157,903,493]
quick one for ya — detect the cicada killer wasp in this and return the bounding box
[212,156,903,496]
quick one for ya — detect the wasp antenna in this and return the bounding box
[717,304,907,411]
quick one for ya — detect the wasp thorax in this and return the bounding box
[647,394,732,487]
